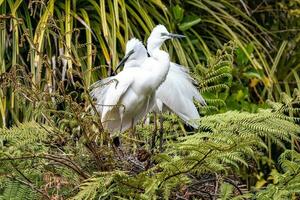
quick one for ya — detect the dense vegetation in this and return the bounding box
[0,0,300,199]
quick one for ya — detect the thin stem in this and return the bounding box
[1,154,89,179]
[158,149,213,188]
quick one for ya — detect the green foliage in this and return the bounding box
[70,108,299,199]
[253,150,300,199]
[0,121,48,148]
[1,1,300,198]
[196,41,234,114]
[1,39,299,199]
[0,181,39,200]
[1,0,299,127]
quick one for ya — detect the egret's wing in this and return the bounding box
[155,62,206,128]
[152,98,163,113]
[101,74,134,121]
[156,88,200,128]
[90,77,115,114]
[170,62,206,106]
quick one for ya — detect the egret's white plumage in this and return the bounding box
[150,62,206,128]
[90,35,171,133]
[122,25,206,128]
[91,24,204,133]
[123,38,148,69]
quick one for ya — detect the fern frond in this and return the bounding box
[254,150,300,199]
[200,84,230,93]
[0,121,48,145]
[0,181,39,200]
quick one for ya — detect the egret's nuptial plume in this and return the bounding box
[152,62,206,128]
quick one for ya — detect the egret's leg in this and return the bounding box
[131,118,136,138]
[130,118,139,153]
[119,109,124,133]
[112,117,123,149]
[118,117,123,140]
[115,114,124,157]
[159,114,164,152]
[150,113,158,152]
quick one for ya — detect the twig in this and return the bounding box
[1,154,89,179]
[224,177,244,196]
[158,149,213,188]
[9,161,33,184]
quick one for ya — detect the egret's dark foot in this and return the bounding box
[111,135,125,159]
[183,124,196,132]
[113,136,121,147]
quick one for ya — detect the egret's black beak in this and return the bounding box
[169,33,186,38]
[167,33,186,39]
[114,49,135,73]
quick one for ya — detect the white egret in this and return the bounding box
[90,38,147,116]
[147,25,206,127]
[90,28,183,134]
[117,25,206,150]
[148,25,206,151]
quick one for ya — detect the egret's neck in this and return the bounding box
[124,53,147,69]
[147,38,164,56]
[151,49,170,85]
[124,59,139,69]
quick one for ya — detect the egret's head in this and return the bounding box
[115,38,147,72]
[147,25,185,55]
[125,38,147,60]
